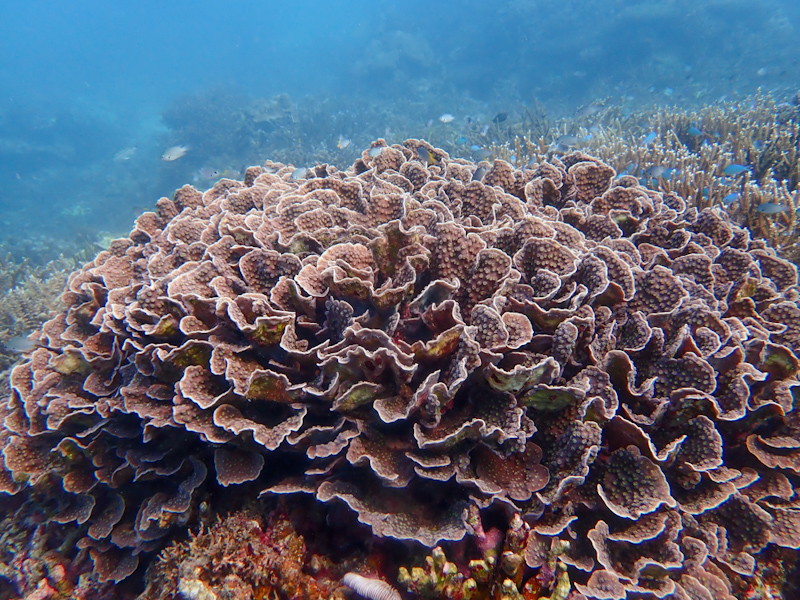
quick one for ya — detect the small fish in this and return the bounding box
[337,136,351,149]
[555,135,579,147]
[368,147,383,158]
[642,132,657,146]
[196,167,221,181]
[756,203,788,214]
[645,165,669,178]
[575,103,601,118]
[473,149,493,161]
[439,113,455,123]
[663,87,674,97]
[114,146,137,161]
[470,144,482,152]
[161,145,189,161]
[722,164,748,176]
[687,125,703,136]
[291,167,308,179]
[480,124,490,136]
[722,192,741,205]
[456,137,468,144]
[220,168,241,179]
[3,335,36,353]
[492,112,508,123]
[549,135,579,153]
[616,164,634,177]
[473,165,489,181]
[417,147,436,166]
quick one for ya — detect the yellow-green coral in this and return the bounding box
[397,515,575,600]
[398,546,469,599]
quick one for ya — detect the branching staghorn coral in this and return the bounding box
[491,91,800,263]
[0,139,798,599]
[0,256,73,371]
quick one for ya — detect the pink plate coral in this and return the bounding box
[1,139,798,598]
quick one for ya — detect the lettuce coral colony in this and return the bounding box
[0,138,799,598]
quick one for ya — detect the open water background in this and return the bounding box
[1,0,798,262]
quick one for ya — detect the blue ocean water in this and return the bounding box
[0,0,798,262]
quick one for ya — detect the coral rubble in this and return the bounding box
[1,139,799,598]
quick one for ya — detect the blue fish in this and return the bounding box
[645,165,669,178]
[722,192,740,205]
[473,166,489,181]
[3,334,36,353]
[417,147,437,166]
[617,164,633,177]
[722,164,748,176]
[470,145,482,152]
[456,137,468,144]
[702,187,710,198]
[642,132,657,146]
[687,125,703,136]
[756,203,788,214]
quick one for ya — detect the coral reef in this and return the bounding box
[492,91,800,265]
[0,255,72,372]
[398,512,800,600]
[0,496,121,600]
[1,139,799,599]
[141,506,347,600]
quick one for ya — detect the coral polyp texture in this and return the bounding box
[141,508,347,600]
[2,139,800,598]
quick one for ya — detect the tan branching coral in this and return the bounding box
[492,91,800,264]
[0,256,72,371]
[1,139,799,599]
